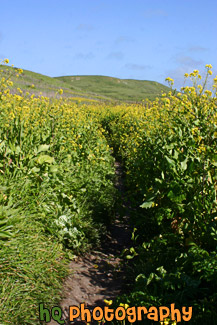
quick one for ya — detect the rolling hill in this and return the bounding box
[0,65,170,102]
[55,75,170,101]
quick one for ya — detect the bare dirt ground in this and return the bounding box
[48,162,132,324]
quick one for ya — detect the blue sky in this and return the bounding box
[0,0,216,87]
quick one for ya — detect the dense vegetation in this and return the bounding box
[0,60,117,323]
[100,68,217,324]
[0,60,216,324]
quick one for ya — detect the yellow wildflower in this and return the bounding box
[204,90,212,96]
[104,299,113,306]
[119,303,129,309]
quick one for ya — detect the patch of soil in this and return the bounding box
[48,162,132,324]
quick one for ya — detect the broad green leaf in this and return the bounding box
[28,167,40,174]
[140,201,154,209]
[180,158,188,171]
[37,144,50,153]
[37,155,54,164]
[167,190,186,202]
[165,155,175,166]
[50,165,58,173]
[15,146,21,155]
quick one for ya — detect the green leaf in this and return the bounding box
[180,158,188,171]
[140,192,158,209]
[165,155,175,166]
[147,273,155,285]
[135,273,146,283]
[140,201,153,209]
[165,155,177,173]
[28,167,40,174]
[36,155,54,164]
[167,190,186,203]
[126,254,135,259]
[50,165,58,173]
[15,146,21,155]
[37,144,50,154]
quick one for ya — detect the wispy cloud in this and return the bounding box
[143,9,168,18]
[124,63,152,71]
[167,54,204,88]
[175,55,203,67]
[76,24,94,32]
[114,36,135,45]
[188,45,208,53]
[107,51,124,60]
[74,52,95,60]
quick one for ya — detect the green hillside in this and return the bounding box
[0,65,170,101]
[0,65,104,101]
[56,75,170,101]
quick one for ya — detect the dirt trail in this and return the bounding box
[49,162,132,324]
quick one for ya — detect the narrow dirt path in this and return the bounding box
[49,162,132,324]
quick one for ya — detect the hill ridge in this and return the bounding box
[0,65,170,101]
